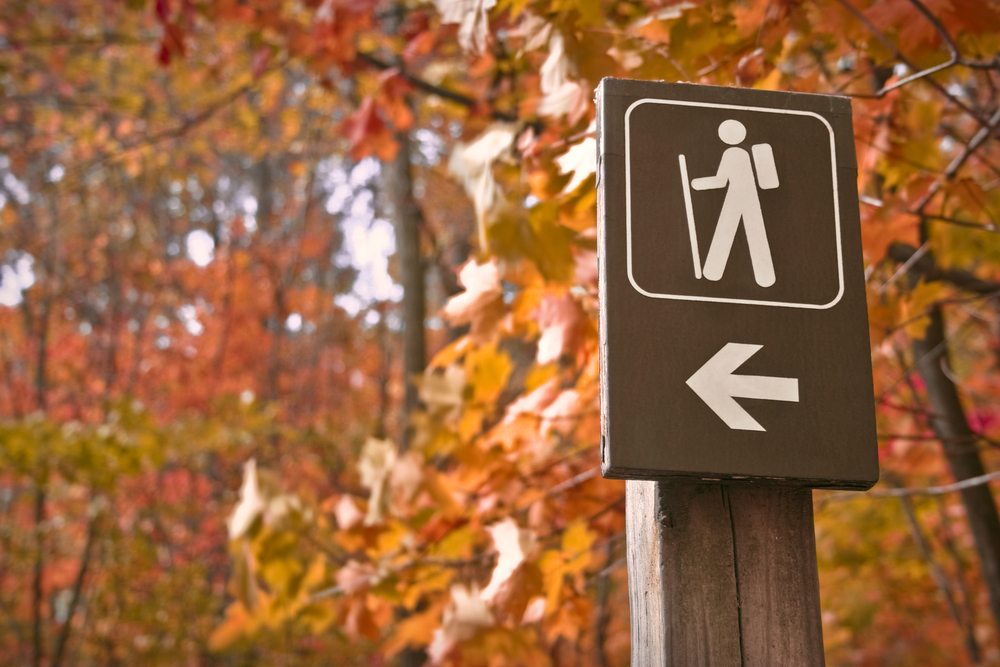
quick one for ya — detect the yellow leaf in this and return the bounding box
[430,524,476,559]
[539,550,565,611]
[383,601,446,657]
[402,564,454,609]
[560,519,595,574]
[209,602,253,651]
[902,281,946,340]
[430,337,472,369]
[465,343,512,404]
[279,107,301,142]
[458,405,484,442]
[298,601,336,634]
[419,365,466,408]
[524,362,558,392]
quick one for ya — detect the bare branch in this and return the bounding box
[896,484,982,663]
[357,50,518,123]
[51,510,100,667]
[908,0,999,71]
[832,0,994,126]
[887,242,1000,296]
[825,471,1000,500]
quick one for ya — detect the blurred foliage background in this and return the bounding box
[1,0,1000,665]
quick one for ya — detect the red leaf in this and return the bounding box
[251,47,272,79]
[341,97,399,161]
[157,41,172,66]
[155,0,171,22]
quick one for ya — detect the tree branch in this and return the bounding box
[832,0,995,126]
[824,471,1000,503]
[877,471,1000,497]
[357,50,518,122]
[887,242,1000,296]
[907,0,999,71]
[895,483,982,663]
[913,108,1000,215]
[51,509,100,667]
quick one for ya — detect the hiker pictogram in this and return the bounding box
[678,119,780,288]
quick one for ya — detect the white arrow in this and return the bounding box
[686,343,799,432]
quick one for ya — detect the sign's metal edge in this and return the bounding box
[602,465,878,491]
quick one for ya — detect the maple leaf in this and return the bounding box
[208,601,253,650]
[448,125,516,248]
[228,459,265,539]
[383,601,446,657]
[341,96,399,161]
[428,585,495,663]
[628,3,695,44]
[504,378,561,423]
[333,495,364,530]
[465,343,512,404]
[540,389,581,437]
[442,259,504,335]
[901,281,948,340]
[389,451,423,508]
[555,125,596,194]
[433,0,498,54]
[376,69,415,131]
[358,437,397,525]
[419,364,467,407]
[335,560,376,594]
[480,519,534,602]
[537,32,589,122]
[535,292,585,364]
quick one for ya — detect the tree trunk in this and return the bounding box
[382,131,426,450]
[913,305,1000,632]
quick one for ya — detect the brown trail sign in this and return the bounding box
[596,79,877,665]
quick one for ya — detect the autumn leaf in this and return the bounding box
[465,342,512,405]
[333,495,364,530]
[419,364,467,408]
[442,259,504,336]
[902,281,947,340]
[535,291,585,364]
[358,437,397,525]
[537,32,589,122]
[480,518,534,602]
[209,601,254,650]
[555,125,596,195]
[448,125,516,249]
[383,601,447,657]
[427,585,495,664]
[228,459,265,539]
[433,0,497,54]
[341,96,399,161]
[335,560,376,595]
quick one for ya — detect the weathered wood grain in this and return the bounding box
[626,481,824,666]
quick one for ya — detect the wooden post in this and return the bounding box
[627,481,824,666]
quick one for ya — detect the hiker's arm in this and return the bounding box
[692,150,736,190]
[691,174,726,190]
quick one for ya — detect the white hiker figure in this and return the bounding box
[679,119,780,288]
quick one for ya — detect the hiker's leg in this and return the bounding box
[702,194,743,281]
[741,199,775,287]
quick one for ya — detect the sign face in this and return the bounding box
[597,79,877,489]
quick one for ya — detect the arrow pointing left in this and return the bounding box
[686,342,799,432]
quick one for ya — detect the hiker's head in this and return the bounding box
[718,119,746,145]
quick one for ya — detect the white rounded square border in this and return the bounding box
[624,98,844,310]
